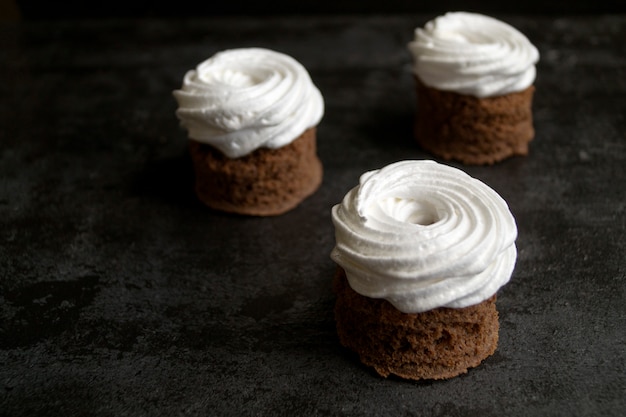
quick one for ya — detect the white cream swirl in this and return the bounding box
[408,12,539,97]
[173,48,324,158]
[331,160,517,313]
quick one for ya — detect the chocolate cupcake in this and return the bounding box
[330,160,518,380]
[173,48,324,215]
[408,12,540,165]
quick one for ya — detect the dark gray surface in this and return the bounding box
[13,0,626,19]
[1,14,625,417]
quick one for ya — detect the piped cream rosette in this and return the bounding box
[173,48,324,158]
[408,12,539,97]
[331,160,517,313]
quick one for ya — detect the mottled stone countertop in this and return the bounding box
[1,14,625,417]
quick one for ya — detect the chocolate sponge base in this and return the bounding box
[414,79,535,165]
[188,127,322,216]
[333,268,499,380]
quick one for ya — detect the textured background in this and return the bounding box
[1,12,625,417]
[9,0,626,19]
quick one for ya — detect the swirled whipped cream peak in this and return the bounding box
[331,160,517,313]
[408,12,539,98]
[173,48,324,158]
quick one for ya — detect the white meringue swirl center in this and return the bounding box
[408,12,539,97]
[173,48,324,158]
[331,160,518,313]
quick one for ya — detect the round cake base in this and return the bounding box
[188,127,322,216]
[414,79,535,165]
[333,268,500,380]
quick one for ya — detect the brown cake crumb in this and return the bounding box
[333,268,499,380]
[188,127,322,216]
[414,79,535,165]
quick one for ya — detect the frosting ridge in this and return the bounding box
[173,48,324,158]
[408,12,539,97]
[330,160,517,313]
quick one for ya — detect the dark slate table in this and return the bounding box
[1,14,625,417]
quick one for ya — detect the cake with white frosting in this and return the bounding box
[331,160,517,380]
[173,48,324,215]
[408,12,540,165]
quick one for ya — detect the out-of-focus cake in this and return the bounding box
[173,47,324,216]
[408,12,540,165]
